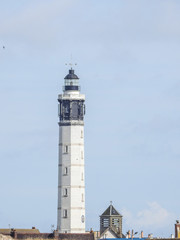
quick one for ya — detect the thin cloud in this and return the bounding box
[0,0,75,41]
[122,202,175,231]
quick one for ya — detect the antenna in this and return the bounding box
[51,224,55,233]
[65,55,77,69]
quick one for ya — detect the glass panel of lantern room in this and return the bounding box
[65,79,79,86]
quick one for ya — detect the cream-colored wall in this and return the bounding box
[57,91,85,233]
[100,230,117,239]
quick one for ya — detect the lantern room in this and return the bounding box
[64,69,80,91]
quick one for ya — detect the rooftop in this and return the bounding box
[100,204,122,217]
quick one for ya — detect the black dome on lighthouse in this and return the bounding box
[64,69,79,79]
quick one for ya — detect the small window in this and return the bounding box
[63,209,67,218]
[58,104,61,117]
[81,215,85,223]
[81,193,84,202]
[112,218,119,227]
[63,188,68,197]
[64,167,68,175]
[101,218,109,228]
[64,145,68,154]
[81,130,83,138]
[81,173,84,181]
[81,151,83,159]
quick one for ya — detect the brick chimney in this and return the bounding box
[175,220,180,238]
[53,230,59,238]
[11,229,17,239]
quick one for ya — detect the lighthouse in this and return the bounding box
[57,68,86,233]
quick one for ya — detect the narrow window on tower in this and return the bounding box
[81,172,84,181]
[81,130,83,138]
[64,167,68,176]
[58,104,60,116]
[81,151,83,159]
[63,188,68,197]
[63,209,67,218]
[112,218,119,227]
[64,145,68,154]
[81,193,84,202]
[102,218,109,228]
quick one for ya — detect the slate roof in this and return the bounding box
[100,204,122,217]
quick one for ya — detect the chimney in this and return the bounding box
[32,227,36,229]
[128,230,131,238]
[11,229,17,239]
[175,220,180,238]
[141,231,143,238]
[148,234,153,239]
[53,230,59,238]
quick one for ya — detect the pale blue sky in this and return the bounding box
[0,0,180,237]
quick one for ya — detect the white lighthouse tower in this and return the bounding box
[57,68,86,233]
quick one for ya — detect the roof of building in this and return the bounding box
[0,230,94,240]
[64,69,79,80]
[100,228,119,239]
[0,229,40,234]
[58,233,94,240]
[103,238,148,240]
[100,204,122,217]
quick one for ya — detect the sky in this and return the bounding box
[0,0,180,237]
